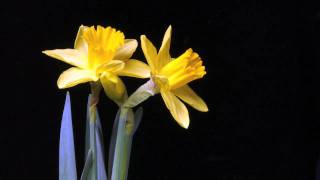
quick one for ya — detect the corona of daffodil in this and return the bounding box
[140,26,208,128]
[43,25,150,102]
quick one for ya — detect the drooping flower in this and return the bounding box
[43,25,150,103]
[140,26,208,128]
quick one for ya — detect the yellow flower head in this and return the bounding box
[43,25,150,103]
[140,26,208,129]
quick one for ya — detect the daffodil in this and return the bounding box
[43,25,150,103]
[140,26,208,128]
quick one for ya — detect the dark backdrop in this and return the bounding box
[1,1,319,179]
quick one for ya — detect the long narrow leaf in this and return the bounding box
[96,128,107,180]
[81,122,97,180]
[109,107,144,180]
[122,132,132,180]
[83,94,97,180]
[94,96,107,180]
[84,94,107,180]
[85,95,90,160]
[86,95,105,158]
[80,150,93,180]
[110,108,128,180]
[59,92,77,180]
[108,110,120,179]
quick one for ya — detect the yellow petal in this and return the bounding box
[117,59,151,78]
[140,35,158,71]
[57,67,98,89]
[172,85,208,112]
[100,73,126,104]
[160,90,190,129]
[74,25,88,55]
[42,49,87,69]
[157,25,172,69]
[97,60,125,74]
[114,39,138,60]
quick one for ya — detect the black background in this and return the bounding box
[1,0,319,179]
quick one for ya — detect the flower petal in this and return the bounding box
[140,35,158,71]
[100,73,126,104]
[160,90,190,129]
[74,25,88,55]
[43,49,87,69]
[57,67,98,89]
[117,59,151,78]
[157,25,172,69]
[114,39,138,60]
[172,85,208,112]
[97,60,125,74]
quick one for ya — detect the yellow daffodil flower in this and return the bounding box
[140,26,208,129]
[43,25,150,102]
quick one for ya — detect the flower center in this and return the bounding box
[151,73,170,91]
[83,26,124,71]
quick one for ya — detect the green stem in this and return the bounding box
[110,107,134,180]
[89,119,97,180]
[89,82,101,180]
[110,80,153,180]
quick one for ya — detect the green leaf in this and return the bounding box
[85,95,90,160]
[122,108,143,180]
[59,92,77,180]
[80,149,93,180]
[109,107,143,180]
[110,108,128,180]
[96,127,107,180]
[108,110,120,179]
[84,94,107,180]
[82,125,107,180]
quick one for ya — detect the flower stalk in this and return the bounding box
[109,80,148,180]
[84,82,102,180]
[89,82,102,122]
[109,105,142,180]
